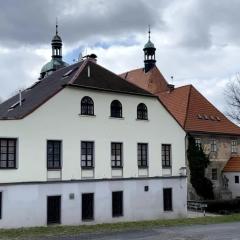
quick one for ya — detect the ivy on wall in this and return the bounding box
[187,135,214,200]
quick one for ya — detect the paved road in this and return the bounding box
[37,222,240,240]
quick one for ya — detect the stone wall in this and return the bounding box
[187,134,240,200]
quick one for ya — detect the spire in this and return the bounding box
[51,19,62,59]
[143,26,156,73]
[39,21,69,79]
[56,18,58,35]
[148,25,151,41]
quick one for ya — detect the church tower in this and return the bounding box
[51,23,62,59]
[143,26,156,73]
[39,22,69,79]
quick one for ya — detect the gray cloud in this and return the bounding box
[1,0,240,114]
[0,0,168,47]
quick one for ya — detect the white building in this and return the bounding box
[223,157,240,198]
[0,29,187,228]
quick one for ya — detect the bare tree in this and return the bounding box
[225,73,240,124]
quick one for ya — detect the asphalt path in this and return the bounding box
[36,222,240,240]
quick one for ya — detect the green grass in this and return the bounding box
[1,214,240,239]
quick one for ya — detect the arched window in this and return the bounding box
[137,103,148,120]
[81,96,94,115]
[110,100,122,118]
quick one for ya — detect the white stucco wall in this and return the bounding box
[0,87,186,183]
[0,178,187,228]
[224,172,240,198]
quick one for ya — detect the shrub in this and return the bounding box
[205,199,240,213]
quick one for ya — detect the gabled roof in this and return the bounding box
[121,66,240,135]
[0,59,153,120]
[120,66,169,94]
[223,157,240,172]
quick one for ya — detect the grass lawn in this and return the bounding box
[1,214,240,239]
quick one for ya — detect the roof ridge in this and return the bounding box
[68,59,88,84]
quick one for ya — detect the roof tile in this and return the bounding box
[223,157,240,172]
[121,66,240,135]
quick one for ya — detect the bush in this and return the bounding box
[204,199,240,214]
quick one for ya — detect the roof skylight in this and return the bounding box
[8,99,25,111]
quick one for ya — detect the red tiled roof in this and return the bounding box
[120,67,169,94]
[121,67,240,135]
[223,157,240,172]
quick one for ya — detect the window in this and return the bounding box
[211,168,217,180]
[47,140,61,169]
[0,192,2,219]
[111,143,122,168]
[82,193,94,220]
[235,176,239,184]
[81,142,94,168]
[210,139,217,152]
[110,100,122,118]
[137,103,148,120]
[163,188,172,211]
[138,143,148,168]
[0,138,17,169]
[81,96,94,115]
[162,144,171,168]
[231,140,237,153]
[195,138,201,148]
[112,191,123,217]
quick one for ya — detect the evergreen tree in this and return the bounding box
[187,135,214,200]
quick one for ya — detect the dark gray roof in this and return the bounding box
[0,59,154,120]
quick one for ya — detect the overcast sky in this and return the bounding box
[0,0,239,113]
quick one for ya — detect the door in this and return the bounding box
[47,196,61,224]
[163,188,172,211]
[82,193,94,220]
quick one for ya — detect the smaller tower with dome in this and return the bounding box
[143,26,156,73]
[39,22,69,79]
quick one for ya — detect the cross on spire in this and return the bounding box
[56,17,58,35]
[148,25,151,41]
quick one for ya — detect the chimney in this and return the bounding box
[167,84,175,92]
[89,53,97,63]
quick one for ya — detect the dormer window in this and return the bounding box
[110,100,122,118]
[81,96,94,116]
[137,103,148,120]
